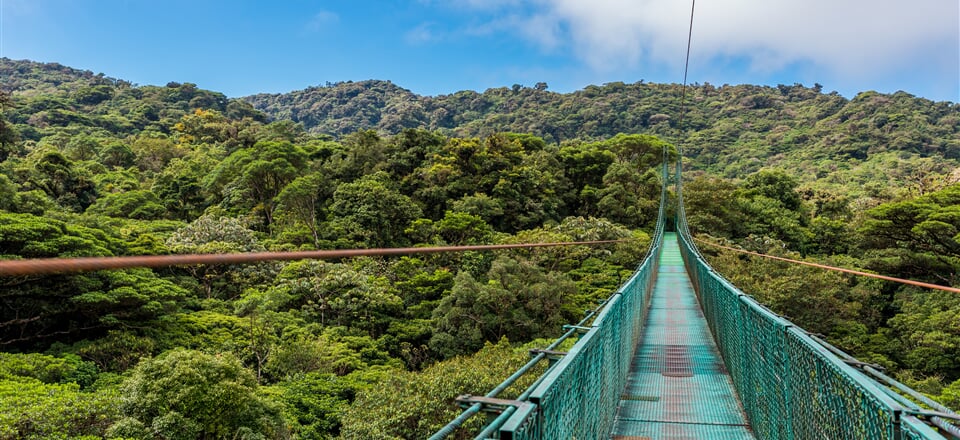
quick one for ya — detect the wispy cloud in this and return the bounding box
[405,22,438,45]
[1,0,39,16]
[442,0,959,96]
[304,10,339,33]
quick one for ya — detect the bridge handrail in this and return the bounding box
[494,161,668,439]
[674,182,955,439]
[431,160,670,439]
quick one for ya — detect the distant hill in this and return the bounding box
[245,80,425,136]
[0,58,139,96]
[244,77,960,187]
[4,58,959,188]
[0,58,263,139]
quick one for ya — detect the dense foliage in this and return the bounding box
[0,58,659,439]
[245,79,958,195]
[685,176,960,407]
[1,57,958,438]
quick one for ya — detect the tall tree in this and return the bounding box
[326,172,422,248]
[0,213,186,349]
[275,173,330,248]
[0,90,19,162]
[166,215,275,299]
[430,256,574,358]
[111,349,286,439]
[16,149,97,212]
[208,140,309,229]
[859,184,960,285]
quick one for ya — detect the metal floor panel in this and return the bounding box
[610,233,755,440]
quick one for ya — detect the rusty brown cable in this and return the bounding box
[0,240,633,277]
[692,236,960,294]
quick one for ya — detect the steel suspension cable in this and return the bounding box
[677,0,696,137]
[693,236,960,294]
[674,0,696,229]
[0,239,632,277]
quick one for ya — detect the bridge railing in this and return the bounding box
[674,185,953,440]
[495,165,667,440]
[432,161,669,440]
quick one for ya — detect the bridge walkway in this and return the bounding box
[610,232,755,439]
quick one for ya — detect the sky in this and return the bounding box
[1,0,958,102]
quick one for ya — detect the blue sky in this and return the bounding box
[2,0,958,102]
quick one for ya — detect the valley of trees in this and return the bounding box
[0,58,959,439]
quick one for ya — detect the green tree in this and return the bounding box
[275,173,330,248]
[98,142,136,168]
[490,148,567,231]
[430,256,574,358]
[339,340,542,439]
[275,260,402,335]
[0,174,17,211]
[717,169,813,252]
[887,290,960,379]
[208,140,309,229]
[0,352,99,387]
[166,215,276,299]
[597,164,661,228]
[406,210,494,246]
[742,169,803,211]
[172,108,239,146]
[558,142,615,216]
[680,175,746,238]
[603,133,672,167]
[0,90,19,161]
[326,172,422,248]
[385,128,446,181]
[338,129,386,180]
[153,147,222,220]
[0,213,186,348]
[85,189,165,219]
[112,349,287,440]
[65,134,101,161]
[131,135,187,173]
[859,184,960,285]
[0,379,120,440]
[258,120,308,144]
[940,378,960,409]
[16,149,97,212]
[272,371,374,439]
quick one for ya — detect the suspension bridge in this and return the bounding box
[1,5,956,439]
[430,160,960,440]
[3,160,956,439]
[426,0,960,435]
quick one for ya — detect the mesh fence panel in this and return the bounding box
[450,167,955,439]
[784,328,897,439]
[675,215,950,440]
[499,204,663,440]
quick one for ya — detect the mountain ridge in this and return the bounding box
[3,57,959,189]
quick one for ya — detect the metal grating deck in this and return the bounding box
[610,233,755,440]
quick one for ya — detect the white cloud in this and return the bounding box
[304,10,339,33]
[450,0,959,90]
[1,0,38,16]
[687,0,958,76]
[405,22,438,44]
[515,12,564,51]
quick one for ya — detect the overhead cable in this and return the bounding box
[693,237,960,294]
[0,239,632,277]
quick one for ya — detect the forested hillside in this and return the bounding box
[1,57,959,439]
[245,79,959,196]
